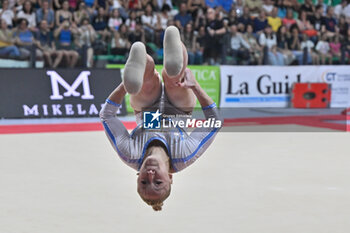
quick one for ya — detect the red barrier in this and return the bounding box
[291,83,331,108]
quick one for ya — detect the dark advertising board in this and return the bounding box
[0,69,126,118]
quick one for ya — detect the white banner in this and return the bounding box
[220,65,350,108]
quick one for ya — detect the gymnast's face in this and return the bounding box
[137,155,172,200]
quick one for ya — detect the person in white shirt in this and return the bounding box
[300,33,319,64]
[315,33,332,64]
[0,0,15,27]
[16,0,36,31]
[259,25,284,65]
[229,24,251,64]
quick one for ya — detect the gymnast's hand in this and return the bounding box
[176,68,198,89]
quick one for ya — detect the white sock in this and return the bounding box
[123,42,147,94]
[163,26,183,77]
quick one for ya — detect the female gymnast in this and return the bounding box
[99,26,221,211]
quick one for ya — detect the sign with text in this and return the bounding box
[0,69,126,118]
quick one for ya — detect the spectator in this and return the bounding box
[334,0,348,18]
[297,10,314,35]
[126,0,141,11]
[288,26,304,64]
[36,0,55,29]
[194,25,205,64]
[129,21,145,44]
[229,24,251,65]
[262,0,274,15]
[54,19,79,67]
[55,0,73,27]
[174,2,192,31]
[259,25,284,65]
[235,0,244,17]
[341,29,350,64]
[110,0,128,20]
[238,6,252,32]
[338,15,349,38]
[193,7,206,30]
[300,33,318,64]
[323,7,337,37]
[108,8,123,33]
[125,9,137,32]
[300,0,315,17]
[16,0,36,31]
[329,34,341,62]
[205,0,219,9]
[218,0,233,14]
[244,23,263,64]
[309,4,325,33]
[315,33,332,64]
[38,0,54,9]
[187,0,205,19]
[154,4,171,46]
[253,10,268,34]
[141,3,157,42]
[92,7,110,41]
[96,0,109,11]
[181,22,201,64]
[0,18,20,59]
[74,1,90,25]
[204,7,226,64]
[14,18,43,60]
[275,0,287,18]
[276,24,295,65]
[155,0,172,11]
[267,7,282,32]
[76,18,96,67]
[111,23,130,56]
[282,9,296,30]
[245,0,263,16]
[225,8,238,26]
[36,19,64,67]
[0,0,15,28]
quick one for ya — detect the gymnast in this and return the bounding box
[99,26,221,211]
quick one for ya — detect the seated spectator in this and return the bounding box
[111,23,131,56]
[282,9,296,30]
[14,18,43,60]
[288,26,304,64]
[235,0,244,17]
[0,0,15,28]
[338,15,349,38]
[187,0,205,19]
[129,21,145,44]
[297,10,315,36]
[204,7,226,64]
[334,0,348,18]
[54,19,79,67]
[126,0,141,11]
[181,23,201,64]
[267,7,282,32]
[76,18,96,67]
[218,0,233,14]
[309,4,325,34]
[315,33,332,64]
[36,20,63,67]
[341,29,350,64]
[300,0,315,17]
[174,2,192,31]
[16,0,36,31]
[244,24,263,64]
[55,0,73,27]
[195,25,205,64]
[154,4,171,46]
[262,0,274,15]
[300,33,318,64]
[92,7,110,41]
[95,0,109,11]
[329,34,341,62]
[275,0,287,18]
[229,24,251,65]
[225,8,238,27]
[238,6,253,32]
[110,0,128,19]
[36,0,54,29]
[323,7,337,37]
[155,0,173,11]
[108,8,123,34]
[0,19,20,59]
[74,1,90,26]
[245,0,263,16]
[141,3,157,42]
[253,10,268,34]
[259,25,284,65]
[276,24,295,65]
[125,9,138,32]
[193,7,206,30]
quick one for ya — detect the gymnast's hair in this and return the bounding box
[139,185,171,211]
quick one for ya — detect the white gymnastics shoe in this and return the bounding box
[123,42,147,94]
[163,26,183,77]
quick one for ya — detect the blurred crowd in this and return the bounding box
[0,0,350,68]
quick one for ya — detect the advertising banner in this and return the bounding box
[220,65,350,108]
[107,64,220,112]
[0,69,126,118]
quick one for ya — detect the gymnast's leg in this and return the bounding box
[162,26,196,112]
[123,42,162,112]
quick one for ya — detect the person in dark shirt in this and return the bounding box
[300,0,315,17]
[308,5,326,35]
[341,29,350,64]
[36,20,64,68]
[323,6,337,37]
[204,7,226,64]
[253,9,268,34]
[238,6,253,32]
[92,7,110,41]
[174,2,193,31]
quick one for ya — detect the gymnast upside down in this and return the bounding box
[99,26,221,211]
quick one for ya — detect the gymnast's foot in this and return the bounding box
[123,42,147,95]
[163,26,185,78]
